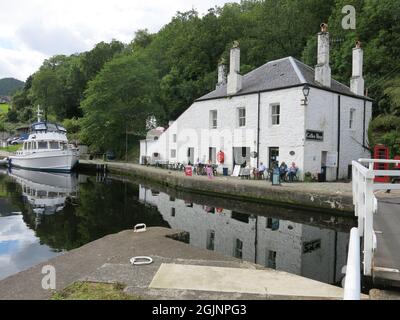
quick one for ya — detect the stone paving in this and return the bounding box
[0,227,352,300]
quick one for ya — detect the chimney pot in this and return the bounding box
[320,23,328,33]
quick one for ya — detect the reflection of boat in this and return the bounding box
[8,107,79,172]
[7,168,78,216]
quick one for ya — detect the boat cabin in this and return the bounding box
[19,122,69,153]
[22,140,68,151]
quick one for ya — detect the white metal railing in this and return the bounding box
[351,158,400,277]
[344,227,361,300]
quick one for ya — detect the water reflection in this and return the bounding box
[0,170,352,286]
[0,170,168,280]
[7,168,79,223]
[139,185,350,285]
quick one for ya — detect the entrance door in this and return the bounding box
[269,147,279,169]
[321,151,327,182]
[209,147,216,164]
[187,148,194,165]
[233,147,250,168]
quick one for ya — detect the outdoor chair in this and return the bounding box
[239,168,251,179]
[252,168,265,180]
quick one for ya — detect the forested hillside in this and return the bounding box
[6,0,400,158]
[0,78,24,96]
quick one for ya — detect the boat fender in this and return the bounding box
[134,223,147,233]
[130,256,153,266]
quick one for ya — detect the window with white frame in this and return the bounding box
[173,134,177,143]
[210,110,218,129]
[271,104,280,125]
[170,149,176,158]
[349,108,356,129]
[238,107,246,127]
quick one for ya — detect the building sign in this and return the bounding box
[303,239,321,254]
[306,130,324,141]
[232,165,241,177]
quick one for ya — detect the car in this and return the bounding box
[10,138,24,145]
[10,134,28,145]
[7,136,18,144]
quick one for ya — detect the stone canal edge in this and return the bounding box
[79,160,354,214]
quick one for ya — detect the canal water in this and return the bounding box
[0,168,354,287]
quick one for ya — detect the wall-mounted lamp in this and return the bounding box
[301,84,310,106]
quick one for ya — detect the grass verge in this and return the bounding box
[0,103,9,113]
[51,281,142,300]
[0,145,21,153]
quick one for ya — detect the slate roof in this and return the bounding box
[197,57,371,101]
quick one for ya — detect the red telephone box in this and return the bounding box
[373,145,390,183]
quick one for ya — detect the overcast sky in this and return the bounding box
[0,0,239,81]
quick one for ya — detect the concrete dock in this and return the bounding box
[0,227,358,300]
[79,160,354,213]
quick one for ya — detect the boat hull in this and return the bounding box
[9,151,79,173]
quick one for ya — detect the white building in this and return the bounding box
[140,25,372,181]
[139,185,348,284]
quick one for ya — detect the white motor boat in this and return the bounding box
[8,108,79,172]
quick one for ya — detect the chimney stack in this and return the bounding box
[315,23,331,87]
[350,41,365,96]
[217,59,227,89]
[227,41,242,95]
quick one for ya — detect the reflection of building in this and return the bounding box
[139,185,348,284]
[7,169,78,217]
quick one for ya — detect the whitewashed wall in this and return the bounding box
[304,87,372,180]
[258,87,306,175]
[139,86,371,180]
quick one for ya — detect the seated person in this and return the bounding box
[279,162,288,180]
[256,162,266,179]
[288,162,298,182]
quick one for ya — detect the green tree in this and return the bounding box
[80,52,163,155]
[368,115,400,157]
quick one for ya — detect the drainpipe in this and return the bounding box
[336,95,341,181]
[363,100,366,149]
[257,92,261,168]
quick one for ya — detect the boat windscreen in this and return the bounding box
[46,123,58,131]
[56,125,67,132]
[32,123,47,131]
